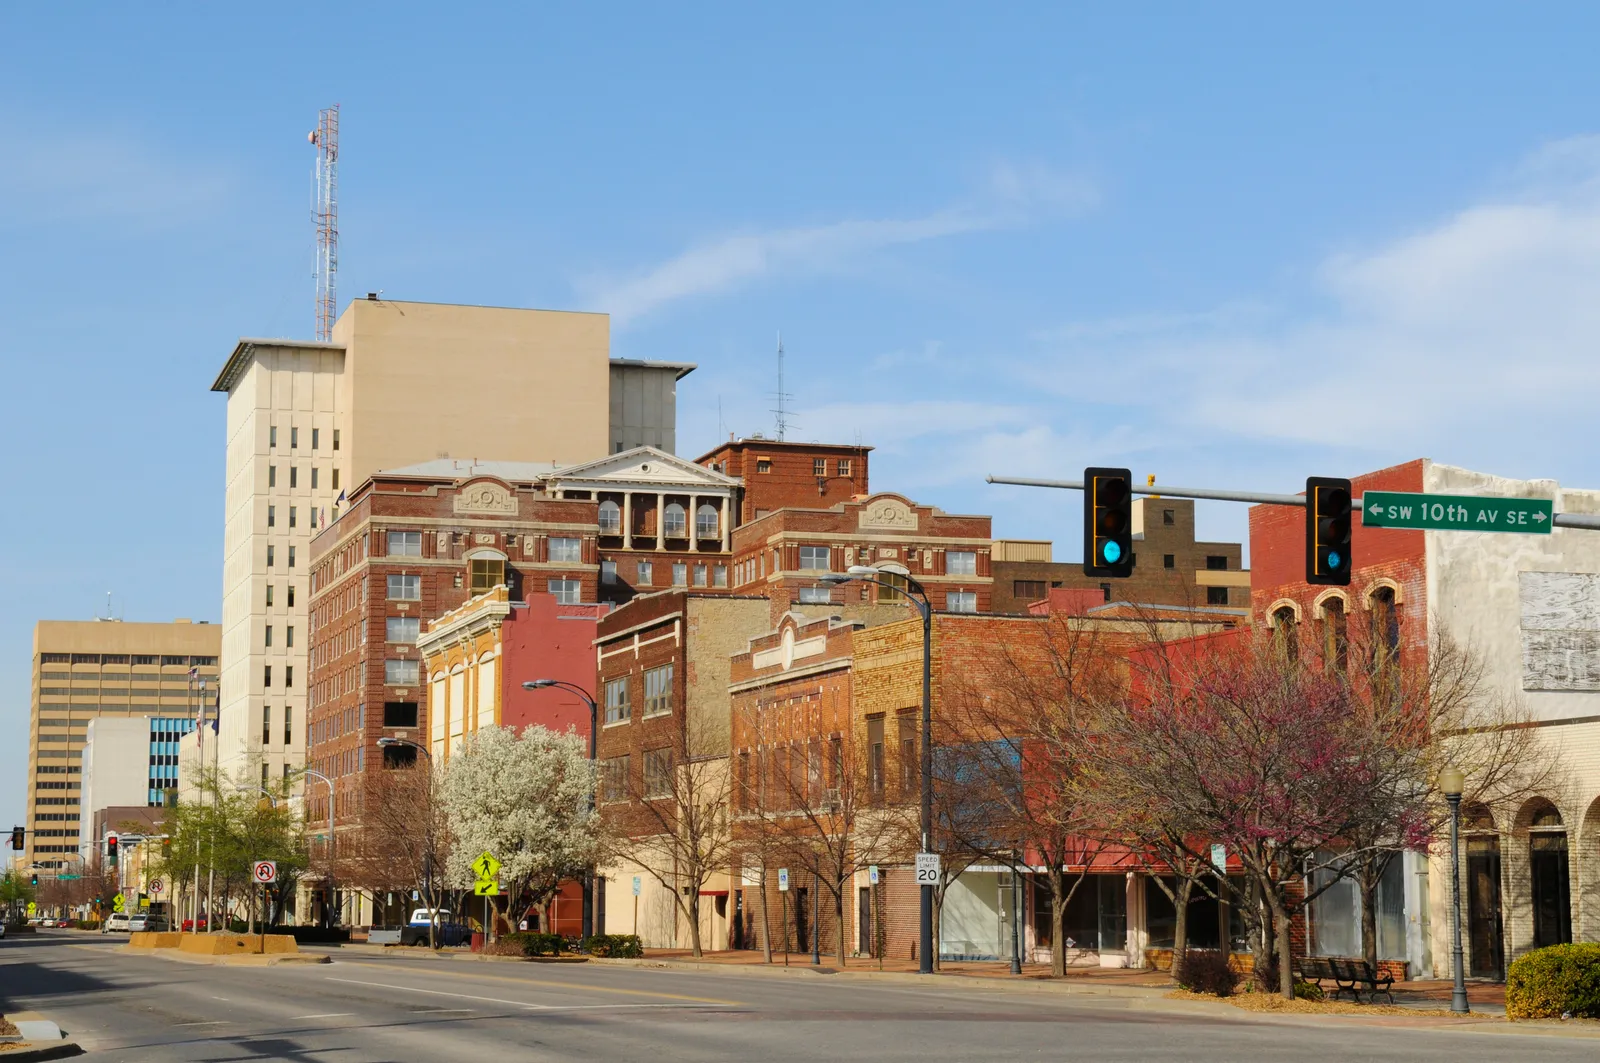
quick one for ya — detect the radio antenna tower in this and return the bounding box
[309,105,340,341]
[770,332,795,441]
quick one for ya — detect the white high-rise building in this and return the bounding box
[209,298,689,789]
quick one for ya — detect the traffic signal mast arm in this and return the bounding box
[986,475,1600,530]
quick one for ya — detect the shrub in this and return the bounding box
[1506,943,1600,1020]
[496,932,571,957]
[581,933,644,958]
[1176,949,1240,997]
[1294,980,1324,1002]
[76,919,101,931]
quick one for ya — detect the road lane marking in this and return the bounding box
[290,1013,355,1020]
[333,960,741,1005]
[174,1020,230,1027]
[325,977,733,1014]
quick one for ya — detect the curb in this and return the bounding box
[0,1043,84,1061]
[118,946,332,967]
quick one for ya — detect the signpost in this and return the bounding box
[112,892,126,914]
[1360,491,1553,534]
[252,862,277,952]
[26,901,36,916]
[914,853,941,885]
[777,868,790,892]
[471,851,501,945]
[868,865,880,886]
[149,879,164,895]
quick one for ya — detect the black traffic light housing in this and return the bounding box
[1306,476,1353,586]
[9,826,22,851]
[1084,467,1135,578]
[30,873,38,888]
[106,834,119,866]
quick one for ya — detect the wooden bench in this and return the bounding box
[1295,956,1394,1003]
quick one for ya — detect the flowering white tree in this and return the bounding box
[441,725,603,936]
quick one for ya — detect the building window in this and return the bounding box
[604,677,631,724]
[878,572,908,602]
[1529,804,1573,947]
[1163,509,1175,525]
[266,585,274,607]
[267,505,276,528]
[1206,586,1229,606]
[311,468,319,489]
[813,458,827,476]
[601,756,629,802]
[1323,596,1349,674]
[310,508,318,529]
[288,585,295,607]
[383,702,419,728]
[288,546,296,567]
[385,659,420,686]
[644,664,673,717]
[1013,580,1046,601]
[266,545,275,568]
[549,537,582,563]
[289,506,298,528]
[290,427,299,449]
[387,574,421,600]
[672,563,687,586]
[837,458,851,476]
[693,564,708,587]
[643,748,673,798]
[284,705,292,745]
[713,564,728,587]
[867,716,885,796]
[601,561,617,585]
[470,558,504,593]
[663,503,687,538]
[598,500,622,534]
[264,665,272,688]
[388,531,422,557]
[1100,582,1112,602]
[290,466,298,488]
[757,459,772,474]
[799,586,832,604]
[636,561,653,586]
[945,591,977,613]
[285,666,293,687]
[333,469,340,489]
[947,551,977,576]
[311,427,319,450]
[696,504,719,539]
[1370,586,1400,673]
[1206,555,1228,571]
[799,545,830,571]
[269,425,277,448]
[265,625,273,648]
[549,579,581,604]
[262,705,272,745]
[333,429,340,451]
[1163,554,1175,569]
[386,616,420,643]
[269,465,277,488]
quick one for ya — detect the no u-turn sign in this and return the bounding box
[253,860,277,884]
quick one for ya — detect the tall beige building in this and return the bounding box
[23,620,220,869]
[209,298,690,788]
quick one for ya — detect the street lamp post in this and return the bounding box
[523,679,600,942]
[302,769,335,928]
[822,564,935,975]
[376,737,438,949]
[1439,765,1469,1014]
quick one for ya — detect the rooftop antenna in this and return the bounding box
[309,105,340,342]
[770,331,796,441]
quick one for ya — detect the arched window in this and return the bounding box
[1322,596,1348,675]
[1272,605,1299,662]
[663,502,687,538]
[696,503,719,539]
[1369,586,1400,671]
[1527,801,1572,947]
[598,500,621,534]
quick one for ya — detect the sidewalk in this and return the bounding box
[634,948,1173,988]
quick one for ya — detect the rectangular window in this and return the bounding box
[799,586,832,604]
[289,506,297,528]
[387,574,421,600]
[285,665,293,688]
[1163,554,1176,569]
[284,705,292,745]
[385,659,420,685]
[644,664,673,717]
[333,469,340,489]
[693,564,708,587]
[311,428,319,450]
[548,579,581,605]
[266,585,274,607]
[636,561,653,586]
[672,563,687,586]
[713,564,728,587]
[333,429,340,451]
[383,701,419,728]
[604,677,631,724]
[602,756,629,803]
[263,705,271,745]
[1012,580,1046,601]
[290,466,298,489]
[288,546,296,568]
[867,716,885,796]
[878,572,908,602]
[269,425,277,448]
[600,561,617,585]
[644,748,673,798]
[269,465,277,487]
[798,545,830,571]
[264,625,273,648]
[386,617,419,643]
[946,591,977,613]
[388,531,422,556]
[264,665,272,688]
[266,545,275,568]
[947,551,978,576]
[1163,509,1175,526]
[310,508,318,529]
[285,626,295,648]
[756,458,772,473]
[1101,582,1112,602]
[471,558,505,593]
[813,458,827,476]
[290,427,299,449]
[1206,555,1229,571]
[288,585,295,607]
[1207,586,1230,606]
[549,536,582,563]
[837,458,852,476]
[267,505,276,528]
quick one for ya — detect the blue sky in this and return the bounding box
[5,4,1600,828]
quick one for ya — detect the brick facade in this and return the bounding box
[696,438,872,525]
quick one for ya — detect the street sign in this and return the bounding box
[777,868,790,892]
[252,860,278,884]
[631,875,641,897]
[471,851,501,882]
[26,902,35,915]
[1362,490,1552,535]
[868,865,880,885]
[112,892,126,913]
[1210,844,1226,872]
[149,879,165,895]
[914,853,941,885]
[473,879,500,897]
[139,896,150,910]
[58,874,79,881]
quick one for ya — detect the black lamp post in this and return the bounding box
[1439,765,1469,1014]
[523,678,600,941]
[822,563,935,975]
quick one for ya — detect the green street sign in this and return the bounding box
[58,874,80,881]
[1362,491,1552,535]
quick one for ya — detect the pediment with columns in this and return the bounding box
[544,446,740,492]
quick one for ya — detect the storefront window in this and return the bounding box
[1143,875,1249,952]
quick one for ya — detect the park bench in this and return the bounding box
[1296,956,1394,1003]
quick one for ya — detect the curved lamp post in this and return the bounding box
[821,563,935,975]
[1439,765,1469,1014]
[523,679,600,940]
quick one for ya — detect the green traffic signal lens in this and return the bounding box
[1102,540,1123,564]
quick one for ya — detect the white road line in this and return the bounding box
[289,1013,356,1020]
[174,1020,230,1027]
[323,977,730,1014]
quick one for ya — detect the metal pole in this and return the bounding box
[919,592,934,975]
[1010,859,1023,975]
[811,868,820,965]
[1449,793,1470,1014]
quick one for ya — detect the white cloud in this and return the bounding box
[581,162,1095,327]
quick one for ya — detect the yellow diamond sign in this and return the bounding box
[112,892,126,913]
[470,851,501,882]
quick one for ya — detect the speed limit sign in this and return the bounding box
[252,860,278,884]
[915,852,941,884]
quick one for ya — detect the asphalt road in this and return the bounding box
[2,932,1595,1062]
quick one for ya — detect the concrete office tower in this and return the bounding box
[25,620,220,870]
[209,298,690,789]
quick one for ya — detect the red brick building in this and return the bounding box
[696,437,872,525]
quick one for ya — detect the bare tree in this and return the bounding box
[342,762,453,947]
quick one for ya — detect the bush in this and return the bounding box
[496,932,571,957]
[76,919,101,931]
[581,933,644,958]
[1294,980,1324,1002]
[1175,949,1240,997]
[1506,943,1600,1020]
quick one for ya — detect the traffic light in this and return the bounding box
[1083,467,1135,578]
[1306,476,1353,586]
[9,826,22,851]
[162,837,172,860]
[30,873,38,888]
[106,833,119,866]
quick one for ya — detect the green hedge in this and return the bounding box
[581,933,643,958]
[1507,943,1600,1020]
[498,932,570,957]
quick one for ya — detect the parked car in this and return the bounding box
[126,915,169,932]
[102,913,132,933]
[399,908,471,947]
[0,921,7,939]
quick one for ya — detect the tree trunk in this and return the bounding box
[835,876,847,967]
[1173,875,1194,977]
[1268,891,1295,999]
[687,890,704,957]
[1049,868,1067,978]
[1360,865,1380,973]
[759,868,773,964]
[932,888,942,972]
